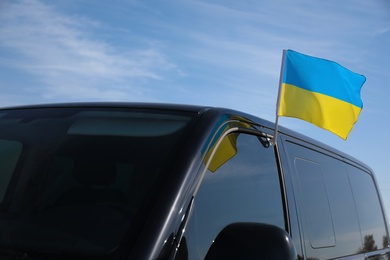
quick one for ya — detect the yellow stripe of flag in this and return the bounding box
[279,83,362,139]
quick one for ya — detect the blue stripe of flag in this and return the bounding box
[282,50,366,108]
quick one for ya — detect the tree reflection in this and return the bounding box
[383,235,390,260]
[358,234,377,253]
[383,235,389,248]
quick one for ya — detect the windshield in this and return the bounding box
[0,106,195,259]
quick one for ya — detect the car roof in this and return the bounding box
[0,101,370,173]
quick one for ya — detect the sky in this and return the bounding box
[0,0,389,218]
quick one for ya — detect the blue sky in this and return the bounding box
[1,0,390,216]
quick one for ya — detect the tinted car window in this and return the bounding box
[0,140,22,202]
[321,158,362,255]
[295,158,336,248]
[287,141,388,259]
[185,132,285,259]
[0,107,195,259]
[347,164,388,253]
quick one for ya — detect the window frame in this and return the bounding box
[176,124,290,259]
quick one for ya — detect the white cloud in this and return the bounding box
[0,0,174,102]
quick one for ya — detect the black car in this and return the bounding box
[0,103,388,260]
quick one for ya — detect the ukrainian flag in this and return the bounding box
[277,50,366,140]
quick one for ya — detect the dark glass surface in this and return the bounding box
[185,133,285,259]
[0,107,194,259]
[347,165,388,253]
[295,158,336,248]
[321,159,362,255]
[287,141,388,259]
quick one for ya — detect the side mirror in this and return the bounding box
[205,222,297,260]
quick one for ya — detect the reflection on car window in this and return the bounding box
[185,133,284,259]
[287,141,388,259]
[348,165,388,253]
[0,107,194,259]
[0,140,22,202]
[295,158,336,248]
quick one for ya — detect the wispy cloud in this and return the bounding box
[0,0,388,112]
[0,0,174,103]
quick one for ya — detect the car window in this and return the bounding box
[184,132,285,259]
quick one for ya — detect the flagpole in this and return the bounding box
[272,49,287,146]
[272,49,291,232]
